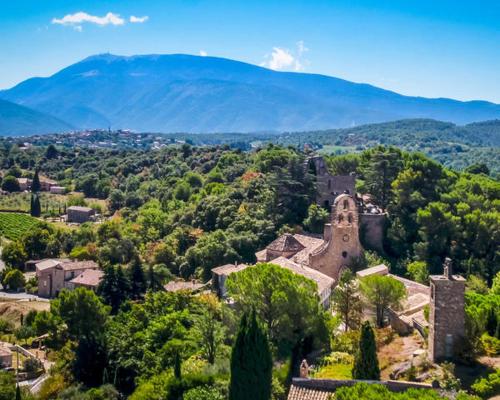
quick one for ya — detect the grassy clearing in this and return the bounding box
[313,362,352,379]
[0,212,42,240]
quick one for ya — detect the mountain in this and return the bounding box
[2,53,500,133]
[0,99,73,136]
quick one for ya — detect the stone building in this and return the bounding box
[67,206,95,223]
[36,259,100,298]
[428,258,466,362]
[308,194,363,282]
[306,156,355,209]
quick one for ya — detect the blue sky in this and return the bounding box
[1,0,499,102]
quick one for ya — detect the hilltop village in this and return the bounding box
[0,143,498,400]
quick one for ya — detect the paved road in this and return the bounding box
[0,291,49,301]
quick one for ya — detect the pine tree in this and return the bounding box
[229,311,272,400]
[352,321,380,380]
[31,169,41,193]
[98,266,130,314]
[128,255,146,299]
[30,194,41,217]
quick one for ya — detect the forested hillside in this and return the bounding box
[0,142,498,398]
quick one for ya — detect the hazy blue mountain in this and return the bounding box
[0,99,73,136]
[2,53,500,133]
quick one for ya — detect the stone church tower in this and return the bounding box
[309,194,363,281]
[428,258,466,362]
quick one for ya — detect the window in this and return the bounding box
[348,214,353,223]
[338,214,343,223]
[342,251,348,258]
[343,200,349,210]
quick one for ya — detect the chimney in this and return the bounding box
[443,257,453,280]
[299,359,309,378]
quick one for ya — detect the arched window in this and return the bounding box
[348,214,353,223]
[338,214,343,223]
[343,199,349,210]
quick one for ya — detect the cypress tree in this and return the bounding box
[15,385,21,400]
[229,311,272,400]
[174,351,182,379]
[352,321,380,380]
[128,255,146,299]
[31,169,41,193]
[30,194,41,217]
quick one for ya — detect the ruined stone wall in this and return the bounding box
[359,213,386,252]
[306,156,355,209]
[309,194,362,281]
[428,274,466,362]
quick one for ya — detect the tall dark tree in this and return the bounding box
[352,321,380,380]
[45,144,58,159]
[360,146,403,210]
[98,265,130,313]
[229,311,272,400]
[128,255,146,299]
[31,169,41,193]
[15,385,21,400]
[30,194,41,217]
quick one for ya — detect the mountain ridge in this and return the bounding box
[0,99,73,136]
[2,53,500,133]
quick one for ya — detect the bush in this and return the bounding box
[0,318,14,334]
[2,268,26,291]
[471,369,500,399]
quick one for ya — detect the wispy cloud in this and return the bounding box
[199,50,208,57]
[52,12,125,28]
[130,15,149,23]
[261,41,310,71]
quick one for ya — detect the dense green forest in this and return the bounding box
[0,141,498,399]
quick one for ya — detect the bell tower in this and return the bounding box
[309,194,362,281]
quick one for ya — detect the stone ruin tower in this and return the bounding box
[309,193,363,282]
[428,258,466,362]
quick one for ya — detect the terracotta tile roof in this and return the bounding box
[211,263,249,276]
[270,257,334,294]
[292,234,325,265]
[356,264,389,278]
[388,274,430,296]
[287,385,331,400]
[61,260,99,271]
[35,259,63,271]
[70,269,104,287]
[266,233,305,253]
[164,280,206,292]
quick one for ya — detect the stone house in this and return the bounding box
[36,259,99,298]
[212,263,249,298]
[67,268,104,292]
[67,206,95,223]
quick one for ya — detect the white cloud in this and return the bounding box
[52,12,125,27]
[130,15,149,23]
[199,50,208,57]
[261,41,310,71]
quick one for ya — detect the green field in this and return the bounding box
[0,212,42,240]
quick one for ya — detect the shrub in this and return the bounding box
[2,268,26,291]
[472,369,500,399]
